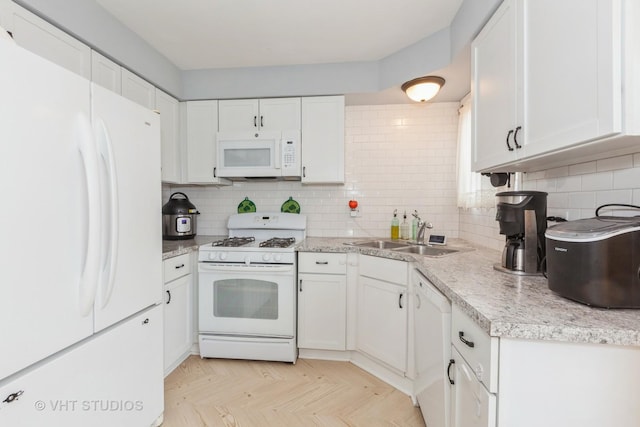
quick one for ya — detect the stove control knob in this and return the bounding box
[219,253,227,261]
[262,253,272,262]
[274,254,282,262]
[208,252,217,261]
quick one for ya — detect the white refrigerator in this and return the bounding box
[0,34,164,426]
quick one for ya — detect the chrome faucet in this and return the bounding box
[416,220,433,244]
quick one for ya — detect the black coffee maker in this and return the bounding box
[494,191,547,275]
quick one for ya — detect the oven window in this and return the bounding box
[213,279,278,319]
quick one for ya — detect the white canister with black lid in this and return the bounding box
[162,192,200,240]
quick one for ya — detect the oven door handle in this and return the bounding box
[199,263,293,273]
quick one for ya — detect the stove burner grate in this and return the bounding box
[259,237,296,248]
[211,236,255,247]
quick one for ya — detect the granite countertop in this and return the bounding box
[297,237,640,347]
[162,235,223,260]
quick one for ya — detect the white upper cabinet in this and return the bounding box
[122,68,156,109]
[472,0,640,172]
[91,51,122,93]
[1,1,91,79]
[301,95,345,184]
[471,0,520,171]
[185,100,231,185]
[156,89,182,183]
[218,98,301,132]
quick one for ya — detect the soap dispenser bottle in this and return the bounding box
[391,209,399,240]
[400,211,410,240]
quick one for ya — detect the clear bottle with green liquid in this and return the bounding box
[391,209,399,239]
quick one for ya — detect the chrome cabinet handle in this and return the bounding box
[166,290,172,304]
[299,279,303,292]
[213,167,217,178]
[315,261,329,265]
[303,166,306,178]
[175,263,185,269]
[253,116,257,127]
[458,331,475,348]
[506,129,514,151]
[398,292,404,309]
[260,115,264,127]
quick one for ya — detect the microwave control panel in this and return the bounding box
[281,131,301,176]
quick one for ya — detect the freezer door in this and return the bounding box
[0,305,164,427]
[91,84,162,332]
[0,39,94,380]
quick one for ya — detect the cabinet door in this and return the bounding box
[186,100,229,185]
[164,274,192,374]
[0,305,163,427]
[259,98,301,131]
[218,99,259,131]
[121,68,155,109]
[521,0,621,158]
[301,96,345,184]
[450,348,497,427]
[7,2,91,79]
[357,276,407,371]
[297,273,347,350]
[156,89,182,183]
[471,0,519,172]
[91,51,122,93]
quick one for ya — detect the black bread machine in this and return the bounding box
[545,216,640,308]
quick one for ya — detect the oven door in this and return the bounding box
[198,262,295,337]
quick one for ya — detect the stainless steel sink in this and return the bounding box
[392,245,460,257]
[345,240,411,249]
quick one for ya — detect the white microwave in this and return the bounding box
[216,130,301,179]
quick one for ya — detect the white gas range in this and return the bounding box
[197,212,306,363]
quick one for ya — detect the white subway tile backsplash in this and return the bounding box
[595,189,632,206]
[569,161,597,176]
[581,172,613,191]
[596,155,633,172]
[613,167,640,189]
[555,176,582,192]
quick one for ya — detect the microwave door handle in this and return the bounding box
[275,139,282,169]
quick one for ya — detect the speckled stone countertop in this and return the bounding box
[162,235,223,260]
[297,237,640,347]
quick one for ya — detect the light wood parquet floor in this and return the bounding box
[163,355,426,427]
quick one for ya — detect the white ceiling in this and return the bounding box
[96,0,463,71]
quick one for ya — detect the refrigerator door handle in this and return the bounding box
[76,113,101,316]
[95,119,119,309]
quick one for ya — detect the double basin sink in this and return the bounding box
[344,239,461,257]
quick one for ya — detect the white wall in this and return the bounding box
[459,154,640,252]
[165,102,460,238]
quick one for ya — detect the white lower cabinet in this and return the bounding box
[449,305,498,427]
[163,253,194,375]
[449,347,496,427]
[297,253,347,351]
[357,255,409,373]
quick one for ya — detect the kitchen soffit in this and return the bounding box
[95,0,463,71]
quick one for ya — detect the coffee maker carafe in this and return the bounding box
[494,191,547,275]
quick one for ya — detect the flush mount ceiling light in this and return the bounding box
[401,76,445,102]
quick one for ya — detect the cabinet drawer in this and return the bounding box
[298,252,346,274]
[451,304,499,393]
[163,253,191,283]
[359,254,407,285]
